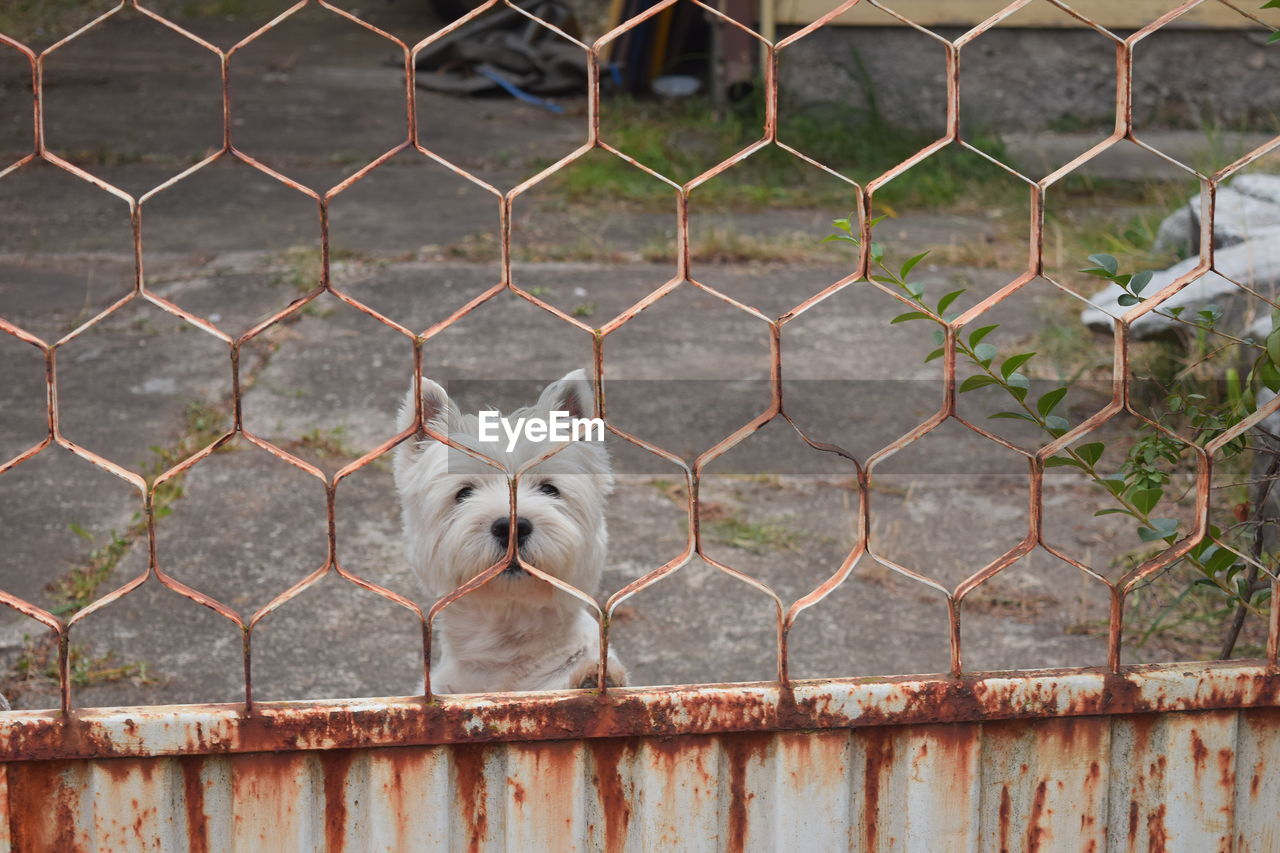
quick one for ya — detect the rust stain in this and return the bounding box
[380,745,428,850]
[1146,804,1167,853]
[8,761,77,851]
[180,756,210,853]
[231,751,307,844]
[1216,747,1234,796]
[1190,730,1209,774]
[588,737,633,853]
[452,743,490,853]
[320,749,356,853]
[859,727,894,851]
[1127,800,1139,848]
[998,785,1011,853]
[1024,780,1048,853]
[723,732,771,853]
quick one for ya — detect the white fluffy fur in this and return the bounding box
[393,369,626,693]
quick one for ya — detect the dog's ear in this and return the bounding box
[535,368,596,420]
[396,377,462,438]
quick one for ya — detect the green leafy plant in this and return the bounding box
[829,218,1278,655]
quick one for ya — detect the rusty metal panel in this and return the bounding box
[841,723,989,851]
[2,708,1277,852]
[363,747,451,851]
[978,716,1111,853]
[1106,711,1240,853]
[768,731,851,850]
[1234,710,1280,853]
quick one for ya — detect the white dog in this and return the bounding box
[393,369,626,693]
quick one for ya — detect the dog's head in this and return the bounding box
[393,369,613,601]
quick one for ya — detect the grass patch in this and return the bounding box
[542,95,1007,212]
[1045,175,1196,274]
[3,633,163,705]
[271,247,324,294]
[48,400,231,616]
[704,516,800,555]
[647,227,848,265]
[288,425,357,461]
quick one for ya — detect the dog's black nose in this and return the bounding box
[491,516,533,545]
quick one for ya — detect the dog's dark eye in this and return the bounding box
[538,482,560,498]
[455,486,475,503]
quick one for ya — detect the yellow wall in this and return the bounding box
[771,0,1263,29]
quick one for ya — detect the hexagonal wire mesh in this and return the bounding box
[0,0,1278,715]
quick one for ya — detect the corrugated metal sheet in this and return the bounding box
[0,664,1277,851]
[3,708,1278,851]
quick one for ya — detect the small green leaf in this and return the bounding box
[69,522,94,542]
[959,375,998,393]
[1130,487,1164,514]
[990,411,1038,423]
[1129,270,1154,294]
[1005,372,1030,391]
[900,251,930,280]
[1086,253,1118,275]
[936,289,966,315]
[868,214,890,228]
[924,346,945,363]
[1077,442,1105,466]
[1044,415,1069,433]
[831,218,852,233]
[1045,455,1086,469]
[968,325,999,347]
[1036,387,1068,417]
[1001,352,1035,378]
[1137,517,1178,542]
[822,233,857,244]
[905,280,925,299]
[1100,477,1126,496]
[870,242,885,263]
[891,311,932,324]
[1204,546,1238,575]
[973,343,998,366]
[1264,0,1280,9]
[1094,508,1135,517]
[1267,326,1280,367]
[1260,360,1280,393]
[1117,294,1140,307]
[1270,29,1280,43]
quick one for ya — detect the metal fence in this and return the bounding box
[1,0,1280,849]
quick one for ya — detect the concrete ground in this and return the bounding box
[0,5,1252,709]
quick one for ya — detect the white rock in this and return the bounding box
[1081,224,1280,337]
[1153,203,1196,256]
[1153,175,1280,255]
